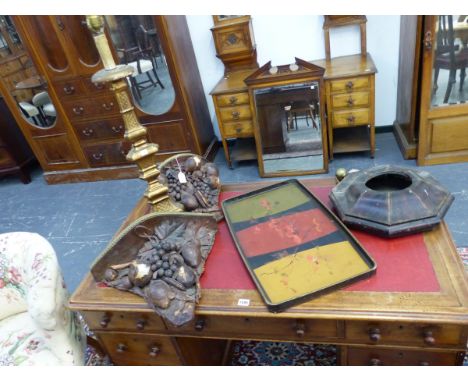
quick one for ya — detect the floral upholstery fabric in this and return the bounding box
[0,232,85,365]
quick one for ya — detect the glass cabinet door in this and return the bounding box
[430,15,467,107]
[417,15,468,166]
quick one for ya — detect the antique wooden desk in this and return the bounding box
[69,178,468,366]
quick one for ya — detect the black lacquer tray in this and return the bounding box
[222,179,376,312]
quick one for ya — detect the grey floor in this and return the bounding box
[0,132,467,294]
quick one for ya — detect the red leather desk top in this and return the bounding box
[200,186,440,293]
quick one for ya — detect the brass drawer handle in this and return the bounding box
[92,152,104,161]
[82,127,94,137]
[116,343,127,353]
[424,31,432,50]
[136,318,146,330]
[368,327,381,342]
[346,81,354,90]
[346,115,356,124]
[63,84,75,95]
[194,317,205,331]
[229,96,238,105]
[99,313,110,328]
[72,106,84,115]
[148,345,160,357]
[120,149,128,157]
[231,111,240,120]
[423,329,435,345]
[347,97,355,106]
[102,102,114,111]
[369,357,382,366]
[94,82,104,90]
[294,320,306,338]
[111,125,123,134]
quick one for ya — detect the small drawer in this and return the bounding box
[222,120,254,137]
[63,95,119,120]
[346,347,461,366]
[75,118,125,142]
[99,332,182,366]
[216,92,250,107]
[331,91,370,109]
[81,310,166,332]
[332,108,370,128]
[346,321,463,348]
[219,105,252,122]
[53,78,86,97]
[81,76,109,93]
[330,76,370,93]
[84,141,130,167]
[168,315,340,342]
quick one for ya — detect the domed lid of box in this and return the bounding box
[329,165,454,237]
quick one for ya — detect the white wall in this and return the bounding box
[186,15,401,139]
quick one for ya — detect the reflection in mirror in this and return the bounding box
[431,15,468,107]
[254,82,324,175]
[0,16,56,128]
[105,15,175,115]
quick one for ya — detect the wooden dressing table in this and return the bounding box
[69,178,468,366]
[211,53,376,167]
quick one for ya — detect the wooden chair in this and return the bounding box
[433,15,468,103]
[285,101,318,132]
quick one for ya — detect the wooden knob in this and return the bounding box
[295,321,306,337]
[423,330,435,345]
[149,345,160,357]
[347,115,356,124]
[116,343,127,353]
[229,96,238,105]
[136,319,146,330]
[99,313,110,328]
[369,328,381,342]
[369,358,382,366]
[194,318,205,331]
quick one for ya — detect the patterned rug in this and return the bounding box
[85,247,468,366]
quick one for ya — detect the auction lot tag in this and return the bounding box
[237,298,250,307]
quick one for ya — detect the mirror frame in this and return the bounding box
[245,58,328,177]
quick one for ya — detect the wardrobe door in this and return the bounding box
[417,15,468,165]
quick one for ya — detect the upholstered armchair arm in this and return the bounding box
[21,233,64,331]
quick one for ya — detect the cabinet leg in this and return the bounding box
[369,124,375,158]
[221,139,233,169]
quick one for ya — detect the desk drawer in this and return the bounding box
[63,94,119,121]
[346,321,464,348]
[81,310,167,332]
[222,120,254,137]
[216,92,250,107]
[99,331,182,366]
[346,347,461,366]
[75,118,125,142]
[219,105,252,123]
[84,141,130,167]
[330,76,370,93]
[331,91,370,109]
[53,78,87,98]
[332,108,370,128]
[168,315,340,342]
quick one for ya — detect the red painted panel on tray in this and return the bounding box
[199,186,440,293]
[236,208,337,258]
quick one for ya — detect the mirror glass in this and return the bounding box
[253,82,324,175]
[431,15,467,106]
[0,16,56,129]
[105,15,175,115]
